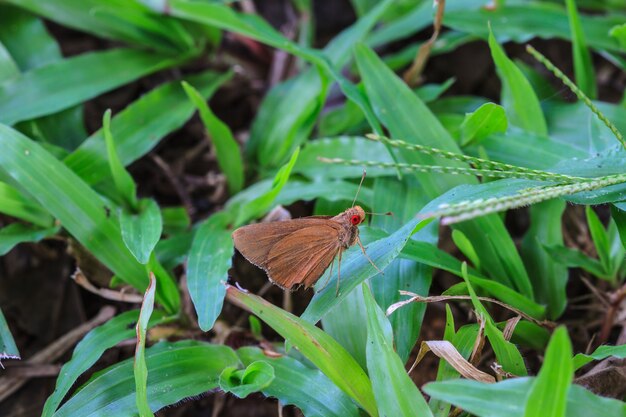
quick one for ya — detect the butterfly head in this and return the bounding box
[348,205,365,226]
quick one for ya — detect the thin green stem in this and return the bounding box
[526,45,626,150]
[318,156,585,183]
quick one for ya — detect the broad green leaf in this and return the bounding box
[234,148,300,226]
[0,124,179,312]
[424,377,626,417]
[0,307,19,360]
[0,223,59,256]
[610,24,626,50]
[42,309,167,417]
[321,284,369,369]
[370,176,434,362]
[187,212,232,331]
[543,244,608,280]
[586,206,612,274]
[226,286,378,417]
[363,284,434,417]
[521,200,568,319]
[0,4,87,150]
[0,41,18,81]
[488,27,547,136]
[120,199,163,265]
[444,3,624,54]
[301,217,432,325]
[161,207,190,235]
[355,43,533,299]
[573,344,626,370]
[524,327,572,417]
[53,341,240,417]
[219,361,275,398]
[182,80,243,194]
[103,109,137,210]
[65,71,231,185]
[295,136,392,180]
[451,229,480,269]
[237,347,361,417]
[134,276,156,417]
[611,204,626,250]
[460,102,508,146]
[0,48,186,125]
[566,0,597,99]
[5,0,194,53]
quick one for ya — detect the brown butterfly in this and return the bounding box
[232,205,382,291]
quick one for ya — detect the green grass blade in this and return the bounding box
[65,71,230,185]
[0,182,53,227]
[363,283,434,417]
[461,264,527,376]
[186,212,232,331]
[0,5,87,150]
[445,3,624,54]
[565,0,597,99]
[234,148,300,226]
[53,341,240,417]
[521,200,568,319]
[488,27,547,136]
[103,109,137,209]
[134,275,156,417]
[0,306,19,361]
[370,176,434,362]
[0,223,59,256]
[586,206,612,274]
[42,309,167,417]
[226,286,378,417]
[120,199,163,265]
[424,377,626,417]
[573,344,626,370]
[524,327,572,417]
[0,48,186,125]
[182,81,244,194]
[5,0,193,52]
[237,347,361,417]
[460,102,508,146]
[0,124,179,312]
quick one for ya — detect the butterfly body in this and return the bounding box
[232,206,366,290]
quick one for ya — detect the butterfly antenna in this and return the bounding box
[365,211,394,217]
[352,169,367,208]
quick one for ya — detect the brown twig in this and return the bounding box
[152,154,195,217]
[0,306,115,403]
[72,269,143,303]
[598,282,626,346]
[388,291,554,328]
[403,0,446,86]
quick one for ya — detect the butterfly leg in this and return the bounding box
[357,236,384,275]
[335,250,342,297]
[317,256,335,292]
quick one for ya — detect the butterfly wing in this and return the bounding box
[264,225,341,289]
[232,218,332,268]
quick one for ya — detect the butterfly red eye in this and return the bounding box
[350,214,361,225]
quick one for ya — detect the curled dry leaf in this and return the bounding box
[410,340,495,384]
[503,315,522,341]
